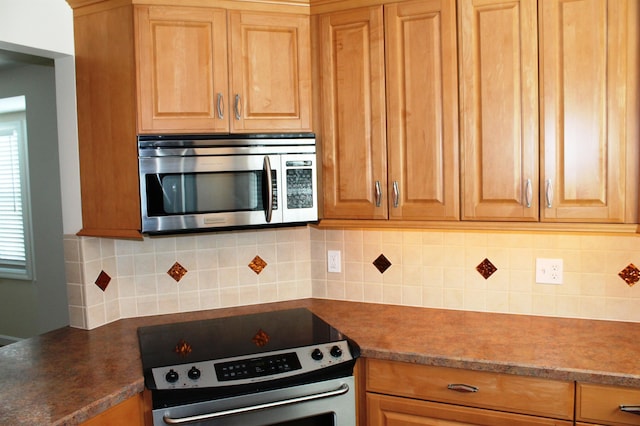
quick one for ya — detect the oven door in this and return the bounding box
[140,154,282,233]
[152,376,355,426]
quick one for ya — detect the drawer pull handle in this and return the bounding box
[620,405,640,415]
[447,384,479,393]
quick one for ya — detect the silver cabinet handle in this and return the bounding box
[620,405,640,415]
[545,179,553,208]
[263,156,273,223]
[524,178,532,208]
[216,93,224,119]
[375,181,382,207]
[392,181,400,208]
[447,383,479,393]
[163,383,350,424]
[234,94,241,120]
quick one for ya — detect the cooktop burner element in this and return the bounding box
[137,308,360,393]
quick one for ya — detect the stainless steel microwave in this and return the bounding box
[138,134,318,234]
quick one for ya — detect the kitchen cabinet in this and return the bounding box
[366,358,574,426]
[136,5,312,134]
[135,6,229,133]
[317,0,459,221]
[80,392,147,426]
[67,0,312,238]
[461,0,639,224]
[459,0,539,221]
[539,0,635,223]
[576,383,640,425]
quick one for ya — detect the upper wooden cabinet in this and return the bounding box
[135,6,230,133]
[459,0,539,222]
[317,7,387,220]
[318,0,460,221]
[385,0,460,221]
[68,0,312,237]
[136,5,312,134]
[461,0,639,224]
[539,0,634,223]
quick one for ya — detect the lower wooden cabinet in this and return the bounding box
[576,383,640,425]
[365,359,574,426]
[368,393,572,426]
[80,392,147,426]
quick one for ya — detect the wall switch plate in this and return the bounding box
[536,258,563,284]
[327,250,341,273]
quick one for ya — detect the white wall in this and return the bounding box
[0,0,82,234]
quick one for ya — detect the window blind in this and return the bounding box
[0,104,32,280]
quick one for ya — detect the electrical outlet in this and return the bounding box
[327,250,341,273]
[535,258,563,284]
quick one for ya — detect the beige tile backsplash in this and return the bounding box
[64,227,640,329]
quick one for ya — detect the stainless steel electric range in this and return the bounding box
[137,308,360,425]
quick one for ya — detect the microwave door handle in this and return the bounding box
[263,156,273,222]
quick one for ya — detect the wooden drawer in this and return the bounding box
[577,383,640,425]
[366,359,574,421]
[368,393,573,426]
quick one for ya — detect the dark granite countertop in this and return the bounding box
[2,299,640,425]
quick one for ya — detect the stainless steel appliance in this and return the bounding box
[137,308,360,425]
[138,134,318,234]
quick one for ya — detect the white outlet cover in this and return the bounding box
[535,258,563,284]
[327,250,341,273]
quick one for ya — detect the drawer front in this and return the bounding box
[368,393,573,426]
[577,383,640,425]
[366,359,574,420]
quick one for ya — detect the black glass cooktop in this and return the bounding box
[137,308,350,369]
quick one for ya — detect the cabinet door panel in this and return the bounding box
[135,6,228,133]
[319,7,387,219]
[368,393,573,426]
[385,0,459,221]
[540,0,626,222]
[228,11,311,132]
[460,0,539,221]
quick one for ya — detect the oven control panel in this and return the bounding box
[150,340,353,390]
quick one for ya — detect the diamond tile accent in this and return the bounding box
[94,270,111,291]
[373,254,392,274]
[167,262,188,282]
[476,258,497,279]
[249,255,267,275]
[619,263,640,287]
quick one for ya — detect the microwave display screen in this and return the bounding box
[147,171,266,215]
[286,169,314,209]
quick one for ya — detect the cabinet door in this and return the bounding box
[540,0,628,222]
[459,0,539,221]
[135,6,229,134]
[368,393,573,426]
[318,7,387,219]
[385,0,459,221]
[228,11,311,132]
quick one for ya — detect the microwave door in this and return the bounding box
[140,154,283,233]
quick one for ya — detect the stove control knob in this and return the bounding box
[188,366,201,380]
[165,369,179,383]
[311,348,324,361]
[330,345,343,358]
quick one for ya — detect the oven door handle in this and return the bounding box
[162,383,350,425]
[263,155,273,223]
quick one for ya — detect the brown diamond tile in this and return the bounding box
[94,270,111,291]
[167,262,188,282]
[619,263,640,287]
[249,255,267,275]
[476,258,497,279]
[373,254,392,274]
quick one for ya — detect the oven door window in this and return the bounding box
[146,171,268,216]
